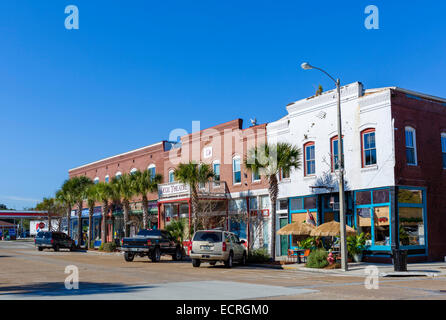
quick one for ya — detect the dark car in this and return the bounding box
[35,231,75,252]
[120,229,183,262]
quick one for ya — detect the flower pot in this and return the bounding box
[353,253,363,263]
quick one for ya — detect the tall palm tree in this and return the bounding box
[132,169,162,229]
[174,162,214,233]
[95,182,112,244]
[56,179,77,237]
[244,142,302,261]
[112,173,135,237]
[71,176,94,247]
[85,184,99,249]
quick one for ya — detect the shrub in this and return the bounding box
[102,242,116,252]
[306,249,329,269]
[248,248,271,263]
[98,243,104,251]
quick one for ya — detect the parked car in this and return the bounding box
[120,229,183,262]
[35,231,75,252]
[190,230,247,268]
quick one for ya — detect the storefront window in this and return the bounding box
[290,198,303,211]
[398,189,422,204]
[357,207,372,245]
[373,206,390,246]
[373,189,389,204]
[398,188,425,247]
[356,191,371,205]
[304,196,317,209]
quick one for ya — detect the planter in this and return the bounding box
[352,253,363,263]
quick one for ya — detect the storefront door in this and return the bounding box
[280,218,288,256]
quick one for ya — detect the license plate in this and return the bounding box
[201,245,212,251]
[130,248,140,252]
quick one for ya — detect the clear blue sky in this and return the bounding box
[0,1,445,209]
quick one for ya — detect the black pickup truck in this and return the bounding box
[120,229,183,262]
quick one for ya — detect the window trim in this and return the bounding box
[405,126,418,166]
[304,141,316,176]
[168,169,175,183]
[361,128,377,168]
[441,133,446,169]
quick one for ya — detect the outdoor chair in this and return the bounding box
[287,249,299,263]
[299,249,311,263]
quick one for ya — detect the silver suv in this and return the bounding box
[190,230,247,268]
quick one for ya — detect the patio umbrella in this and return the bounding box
[277,221,315,236]
[310,221,357,237]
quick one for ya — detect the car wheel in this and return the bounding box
[192,259,201,267]
[209,261,217,266]
[241,252,247,266]
[172,247,183,261]
[124,252,135,262]
[38,247,43,251]
[151,247,161,262]
[54,245,59,252]
[224,252,233,268]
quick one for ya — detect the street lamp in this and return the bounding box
[301,62,348,271]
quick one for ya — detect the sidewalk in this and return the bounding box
[280,261,446,277]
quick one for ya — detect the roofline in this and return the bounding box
[68,141,164,172]
[366,86,446,103]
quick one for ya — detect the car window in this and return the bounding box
[233,234,240,243]
[193,231,222,243]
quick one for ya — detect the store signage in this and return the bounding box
[159,183,190,197]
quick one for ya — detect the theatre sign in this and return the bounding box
[158,182,190,199]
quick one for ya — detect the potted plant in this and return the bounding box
[347,232,367,262]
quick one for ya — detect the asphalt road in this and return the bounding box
[0,240,445,300]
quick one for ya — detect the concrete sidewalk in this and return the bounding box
[281,261,446,277]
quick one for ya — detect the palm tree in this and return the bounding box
[244,142,302,261]
[71,176,94,247]
[174,162,214,233]
[85,184,99,249]
[56,179,77,236]
[95,182,112,244]
[132,169,162,229]
[35,197,57,231]
[112,173,135,237]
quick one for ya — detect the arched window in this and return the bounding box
[361,129,377,167]
[441,133,446,169]
[168,169,175,183]
[148,164,156,178]
[130,168,138,175]
[304,142,315,176]
[93,177,100,184]
[115,171,122,179]
[105,175,110,183]
[405,127,417,165]
[232,156,241,184]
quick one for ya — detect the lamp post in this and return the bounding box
[301,62,348,271]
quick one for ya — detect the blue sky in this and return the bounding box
[0,1,445,209]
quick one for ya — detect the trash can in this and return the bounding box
[392,249,408,272]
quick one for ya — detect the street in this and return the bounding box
[0,241,445,300]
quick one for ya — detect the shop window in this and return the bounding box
[232,156,241,184]
[405,127,417,165]
[324,212,335,223]
[357,207,372,244]
[441,133,446,169]
[399,207,424,246]
[373,189,389,204]
[304,142,315,176]
[356,191,371,205]
[168,170,175,183]
[249,197,258,210]
[373,206,390,246]
[330,136,343,171]
[398,189,422,204]
[259,195,270,210]
[304,196,317,209]
[290,198,303,211]
[361,129,377,167]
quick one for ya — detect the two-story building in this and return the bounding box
[267,82,446,262]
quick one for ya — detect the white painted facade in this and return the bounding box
[267,82,396,200]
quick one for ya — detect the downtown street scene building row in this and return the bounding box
[68,82,446,262]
